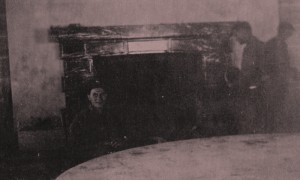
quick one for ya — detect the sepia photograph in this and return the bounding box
[1,0,300,179]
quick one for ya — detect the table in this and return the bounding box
[57,133,300,180]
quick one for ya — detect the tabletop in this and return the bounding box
[57,133,300,180]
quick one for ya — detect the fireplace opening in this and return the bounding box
[90,53,203,141]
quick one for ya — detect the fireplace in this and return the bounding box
[50,22,235,140]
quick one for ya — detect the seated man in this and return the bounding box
[69,80,122,163]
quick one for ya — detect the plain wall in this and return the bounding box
[5,0,279,128]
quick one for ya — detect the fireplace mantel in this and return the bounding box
[50,22,235,41]
[49,22,236,59]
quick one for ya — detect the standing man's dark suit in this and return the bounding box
[239,36,265,93]
[225,22,265,134]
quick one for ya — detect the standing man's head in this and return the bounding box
[86,80,107,109]
[278,22,295,40]
[232,22,252,44]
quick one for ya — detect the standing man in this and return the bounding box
[226,22,265,134]
[264,22,295,132]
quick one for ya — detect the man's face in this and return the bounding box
[235,29,251,44]
[88,88,107,109]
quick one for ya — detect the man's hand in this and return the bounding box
[110,141,122,148]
